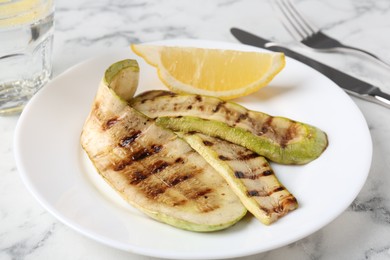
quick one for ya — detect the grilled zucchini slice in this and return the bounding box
[178,132,298,225]
[130,90,328,165]
[81,60,246,232]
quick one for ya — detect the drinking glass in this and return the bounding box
[0,0,54,115]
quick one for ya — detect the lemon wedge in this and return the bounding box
[131,44,285,100]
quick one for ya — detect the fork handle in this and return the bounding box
[331,45,390,67]
[304,32,390,68]
[337,45,390,68]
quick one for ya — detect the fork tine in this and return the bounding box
[273,0,306,40]
[283,0,317,36]
[274,0,316,41]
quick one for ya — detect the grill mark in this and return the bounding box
[237,152,259,161]
[129,160,193,193]
[113,160,131,171]
[137,180,167,199]
[170,174,191,186]
[151,160,170,174]
[212,101,226,113]
[127,160,172,186]
[187,187,212,200]
[134,91,169,103]
[131,148,151,161]
[271,186,285,194]
[234,169,273,180]
[235,112,248,123]
[199,203,219,213]
[131,144,163,161]
[172,199,187,207]
[218,155,230,161]
[261,170,273,176]
[119,131,141,147]
[234,171,245,178]
[196,188,212,197]
[146,186,166,198]
[187,105,193,110]
[247,190,260,197]
[195,95,202,102]
[149,90,176,99]
[145,166,203,198]
[260,116,273,135]
[114,143,163,171]
[143,118,153,126]
[129,171,148,185]
[260,206,271,216]
[109,139,223,212]
[160,169,217,212]
[175,157,184,163]
[141,172,196,199]
[104,117,119,130]
[280,124,297,148]
[146,167,211,209]
[151,144,163,153]
[203,140,214,146]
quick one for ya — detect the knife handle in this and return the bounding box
[267,44,390,109]
[371,88,390,108]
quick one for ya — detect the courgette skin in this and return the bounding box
[81,60,247,232]
[131,90,328,165]
[179,132,298,225]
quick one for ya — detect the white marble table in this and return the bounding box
[1,0,390,259]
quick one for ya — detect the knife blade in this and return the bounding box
[231,27,390,109]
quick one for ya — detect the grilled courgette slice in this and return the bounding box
[81,60,246,232]
[179,132,298,225]
[131,90,328,165]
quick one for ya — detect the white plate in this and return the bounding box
[14,39,372,259]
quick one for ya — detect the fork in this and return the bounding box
[273,0,390,68]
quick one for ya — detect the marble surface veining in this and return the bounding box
[1,0,390,259]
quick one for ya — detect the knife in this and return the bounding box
[231,27,390,109]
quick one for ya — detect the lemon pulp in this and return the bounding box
[131,44,285,100]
